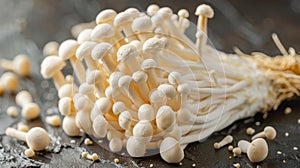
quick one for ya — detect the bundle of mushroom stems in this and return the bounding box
[41,4,300,163]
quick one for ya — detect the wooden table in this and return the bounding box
[0,0,299,167]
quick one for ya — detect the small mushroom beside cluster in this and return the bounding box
[40,3,300,164]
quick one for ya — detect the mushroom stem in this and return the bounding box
[52,71,66,90]
[5,127,27,141]
[69,56,86,83]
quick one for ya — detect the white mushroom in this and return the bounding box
[114,12,135,41]
[76,41,98,70]
[77,29,93,44]
[132,71,150,101]
[118,111,132,130]
[0,54,30,77]
[86,70,107,97]
[90,97,112,121]
[81,152,99,161]
[109,138,123,152]
[15,90,40,120]
[251,126,277,140]
[93,114,108,138]
[133,120,153,143]
[5,127,50,151]
[213,135,233,149]
[117,44,140,74]
[58,39,86,83]
[43,41,59,56]
[62,116,81,136]
[132,15,153,42]
[146,4,159,16]
[238,138,269,163]
[96,9,117,24]
[46,115,61,127]
[138,104,155,121]
[156,106,176,132]
[0,72,19,92]
[6,106,19,117]
[126,136,146,157]
[40,56,66,90]
[160,137,184,163]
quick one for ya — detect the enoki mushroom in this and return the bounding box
[41,4,300,163]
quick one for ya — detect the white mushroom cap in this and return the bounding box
[178,9,189,18]
[124,8,140,18]
[109,138,123,152]
[58,83,77,98]
[132,16,153,33]
[73,94,93,112]
[91,97,112,120]
[11,54,31,77]
[247,138,268,162]
[119,111,132,130]
[112,101,127,115]
[114,12,133,27]
[91,42,114,60]
[141,59,158,70]
[238,140,251,153]
[86,69,105,84]
[147,4,159,16]
[26,127,50,151]
[16,90,33,107]
[168,71,183,85]
[1,72,19,92]
[96,9,117,24]
[133,120,153,142]
[129,40,142,50]
[126,136,146,157]
[22,102,40,120]
[195,4,214,18]
[177,108,194,123]
[76,41,97,60]
[117,44,139,63]
[58,97,73,116]
[109,71,124,88]
[77,29,92,44]
[43,41,59,56]
[138,104,154,121]
[142,37,165,52]
[157,84,176,99]
[160,137,184,163]
[156,106,176,131]
[79,83,94,95]
[40,56,66,79]
[93,115,108,138]
[62,116,81,136]
[91,23,115,42]
[58,40,79,60]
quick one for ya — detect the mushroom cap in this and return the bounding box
[157,7,173,18]
[91,42,114,60]
[264,126,277,140]
[117,44,139,62]
[58,97,72,116]
[124,8,140,18]
[141,59,158,70]
[26,127,50,151]
[119,111,132,130]
[126,136,146,157]
[58,40,79,60]
[130,40,142,50]
[109,138,123,152]
[177,108,194,123]
[138,104,154,121]
[132,16,153,33]
[158,84,177,99]
[109,71,124,88]
[146,4,159,16]
[58,83,77,98]
[93,115,108,138]
[43,41,59,56]
[13,54,31,77]
[96,9,117,24]
[40,56,66,79]
[79,83,94,95]
[247,138,268,162]
[76,41,97,60]
[156,106,176,131]
[118,75,132,89]
[195,4,214,18]
[93,97,112,114]
[22,102,40,120]
[16,90,33,106]
[142,37,165,52]
[112,101,126,115]
[133,120,153,142]
[91,23,115,42]
[237,140,251,153]
[73,93,93,112]
[1,72,19,91]
[168,71,183,85]
[62,116,81,136]
[77,29,92,44]
[132,71,148,83]
[178,9,189,18]
[114,12,133,27]
[160,137,184,163]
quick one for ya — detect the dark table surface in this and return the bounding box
[0,0,300,167]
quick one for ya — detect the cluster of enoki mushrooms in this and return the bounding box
[41,4,300,163]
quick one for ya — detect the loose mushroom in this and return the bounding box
[251,126,277,140]
[46,115,61,127]
[232,147,242,157]
[0,72,19,92]
[15,90,40,120]
[0,54,30,77]
[6,106,19,117]
[40,56,66,90]
[5,127,50,151]
[81,152,99,161]
[238,138,269,163]
[24,148,35,158]
[213,135,233,149]
[17,122,29,132]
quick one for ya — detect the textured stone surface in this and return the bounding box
[0,0,299,167]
